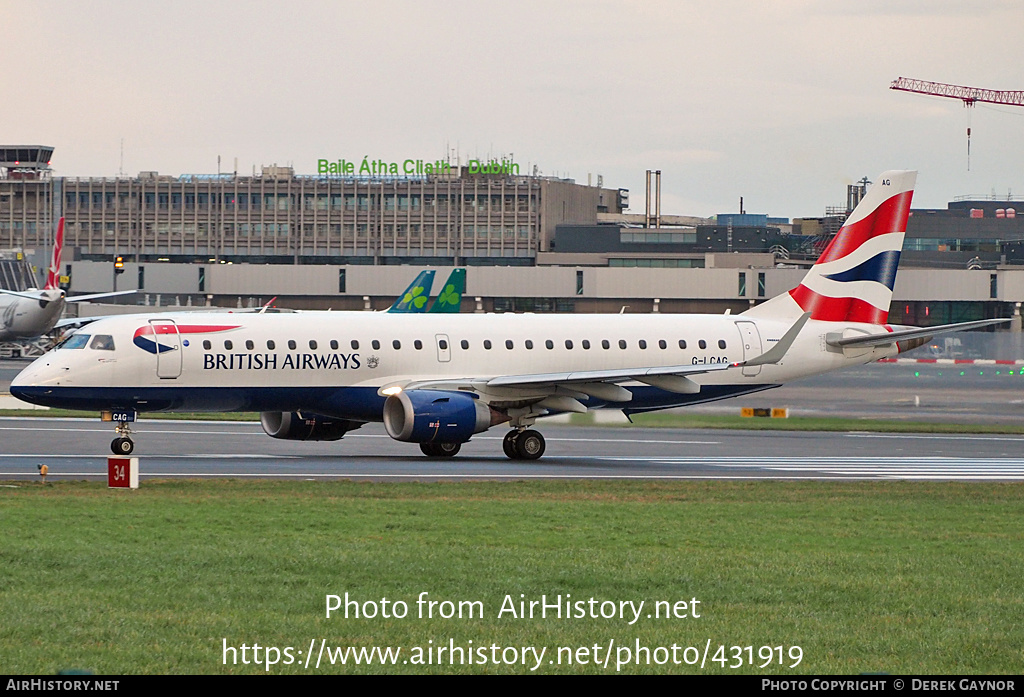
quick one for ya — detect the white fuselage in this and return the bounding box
[11,309,897,419]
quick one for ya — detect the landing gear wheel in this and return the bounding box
[420,442,461,458]
[502,431,521,459]
[111,437,134,455]
[514,430,545,460]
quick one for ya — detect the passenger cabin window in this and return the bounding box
[288,340,297,350]
[245,340,254,350]
[639,340,647,349]
[439,339,448,350]
[718,340,727,349]
[414,340,423,350]
[330,340,339,350]
[659,340,667,349]
[483,340,492,350]
[225,340,233,350]
[372,340,381,350]
[699,340,707,349]
[564,339,573,349]
[618,340,627,349]
[90,335,115,351]
[525,340,534,349]
[602,340,610,349]
[582,340,591,349]
[461,339,469,350]
[505,340,513,350]
[350,340,359,350]
[203,340,212,350]
[678,339,687,349]
[392,340,401,350]
[545,340,554,349]
[309,340,318,350]
[267,340,276,350]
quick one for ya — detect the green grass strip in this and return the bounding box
[1,480,1021,674]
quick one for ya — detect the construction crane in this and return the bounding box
[890,77,1024,169]
[890,77,1024,107]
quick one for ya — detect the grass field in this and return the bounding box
[2,479,1021,674]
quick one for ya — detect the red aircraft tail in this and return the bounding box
[44,217,64,290]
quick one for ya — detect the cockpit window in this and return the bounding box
[57,334,90,350]
[90,335,116,351]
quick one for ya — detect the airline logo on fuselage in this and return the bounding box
[131,323,365,370]
[133,324,242,354]
[202,352,361,371]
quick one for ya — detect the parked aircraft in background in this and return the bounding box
[427,269,465,313]
[0,218,133,342]
[387,268,464,313]
[387,270,435,312]
[11,172,1007,458]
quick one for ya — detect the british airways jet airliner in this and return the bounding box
[10,171,1004,459]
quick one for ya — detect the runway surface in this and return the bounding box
[3,418,1024,482]
[5,357,1024,482]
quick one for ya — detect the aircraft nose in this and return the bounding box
[10,359,58,407]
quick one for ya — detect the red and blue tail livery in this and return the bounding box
[746,171,916,324]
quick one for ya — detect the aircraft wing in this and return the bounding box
[826,318,1009,348]
[392,312,809,409]
[483,361,733,387]
[65,290,138,303]
[53,316,102,330]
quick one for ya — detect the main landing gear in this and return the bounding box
[502,429,545,460]
[110,421,135,455]
[416,430,547,460]
[420,442,462,458]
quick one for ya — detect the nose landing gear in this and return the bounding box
[110,421,135,455]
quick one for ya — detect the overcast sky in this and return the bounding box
[4,0,1023,218]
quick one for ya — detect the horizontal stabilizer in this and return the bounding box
[0,288,47,300]
[826,318,1010,349]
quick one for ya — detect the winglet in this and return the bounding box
[736,312,810,368]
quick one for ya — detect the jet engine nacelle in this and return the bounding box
[260,411,362,441]
[383,390,494,443]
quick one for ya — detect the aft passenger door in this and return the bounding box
[735,321,762,376]
[150,319,182,379]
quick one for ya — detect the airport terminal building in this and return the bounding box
[1,145,1023,328]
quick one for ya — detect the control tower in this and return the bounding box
[0,145,54,180]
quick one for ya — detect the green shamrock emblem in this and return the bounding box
[401,285,428,309]
[438,284,460,307]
